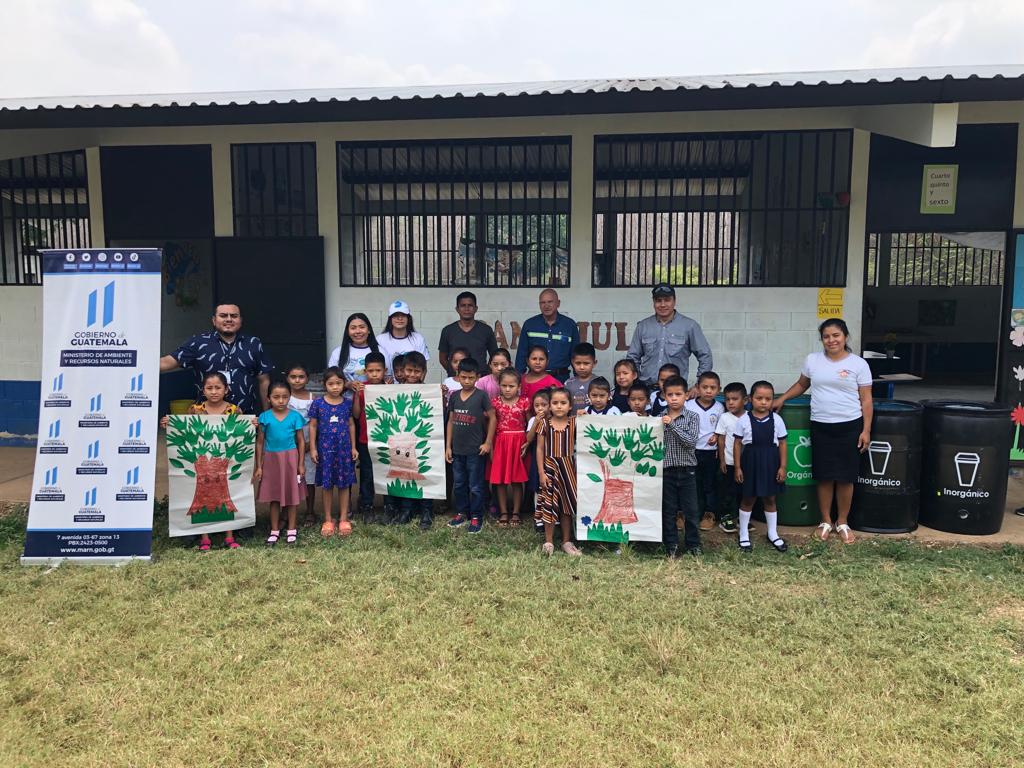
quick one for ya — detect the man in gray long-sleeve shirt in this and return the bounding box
[627,283,713,388]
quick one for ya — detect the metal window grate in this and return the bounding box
[865,232,1004,287]
[592,131,852,287]
[337,138,571,287]
[231,143,318,237]
[0,151,90,285]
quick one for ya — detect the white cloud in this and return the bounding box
[0,0,187,97]
[859,0,1024,68]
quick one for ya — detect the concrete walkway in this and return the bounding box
[2,446,1023,545]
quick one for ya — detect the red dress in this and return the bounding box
[488,395,530,484]
[521,374,562,401]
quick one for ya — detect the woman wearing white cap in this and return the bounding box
[376,300,430,378]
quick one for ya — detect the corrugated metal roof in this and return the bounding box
[2,65,1022,111]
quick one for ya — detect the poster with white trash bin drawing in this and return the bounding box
[364,384,445,500]
[576,415,664,544]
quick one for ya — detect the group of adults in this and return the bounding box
[159,285,873,543]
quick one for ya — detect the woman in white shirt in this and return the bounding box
[375,300,430,379]
[774,318,873,544]
[327,312,380,397]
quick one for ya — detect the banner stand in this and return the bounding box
[22,248,162,566]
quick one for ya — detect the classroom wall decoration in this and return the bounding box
[576,415,664,543]
[166,413,256,536]
[365,384,445,500]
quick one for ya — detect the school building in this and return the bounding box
[1,65,1023,442]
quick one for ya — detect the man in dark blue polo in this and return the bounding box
[159,303,274,414]
[515,288,580,380]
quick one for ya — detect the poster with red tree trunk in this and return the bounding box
[166,414,257,536]
[576,415,664,543]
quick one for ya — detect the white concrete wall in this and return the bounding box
[0,285,43,380]
[0,104,1019,388]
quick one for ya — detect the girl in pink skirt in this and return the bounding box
[256,381,307,546]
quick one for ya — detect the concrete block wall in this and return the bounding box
[0,286,44,440]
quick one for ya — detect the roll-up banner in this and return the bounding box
[22,248,162,565]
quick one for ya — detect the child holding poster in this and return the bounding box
[256,381,308,546]
[309,368,358,537]
[160,371,247,551]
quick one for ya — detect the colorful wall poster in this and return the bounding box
[23,249,162,564]
[166,414,257,537]
[365,384,445,500]
[576,415,664,544]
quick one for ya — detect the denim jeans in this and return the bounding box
[452,453,486,518]
[695,449,720,518]
[663,466,700,552]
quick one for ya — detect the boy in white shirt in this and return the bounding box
[579,377,621,416]
[714,382,747,534]
[685,371,725,532]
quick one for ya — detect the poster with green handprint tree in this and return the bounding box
[576,415,664,543]
[365,384,445,499]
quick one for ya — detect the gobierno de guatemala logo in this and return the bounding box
[74,486,104,524]
[43,373,71,408]
[116,465,148,502]
[38,418,68,455]
[120,372,152,408]
[118,418,150,455]
[60,271,137,368]
[34,466,65,502]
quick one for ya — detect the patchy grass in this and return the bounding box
[1,505,1023,767]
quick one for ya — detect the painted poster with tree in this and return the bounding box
[365,384,445,500]
[576,415,664,543]
[166,414,256,536]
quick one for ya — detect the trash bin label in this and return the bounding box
[857,434,909,493]
[785,429,814,486]
[935,445,993,501]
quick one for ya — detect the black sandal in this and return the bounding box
[738,540,753,553]
[766,535,788,552]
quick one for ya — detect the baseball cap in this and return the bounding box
[388,300,411,317]
[651,283,675,298]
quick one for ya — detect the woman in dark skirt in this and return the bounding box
[734,381,789,553]
[775,318,873,544]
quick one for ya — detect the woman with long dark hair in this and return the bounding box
[327,312,380,396]
[376,299,430,377]
[774,318,873,544]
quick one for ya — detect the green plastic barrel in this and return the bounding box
[778,396,819,526]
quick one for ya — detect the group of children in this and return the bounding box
[170,341,793,557]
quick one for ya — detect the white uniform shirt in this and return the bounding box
[685,398,724,450]
[715,410,742,466]
[801,352,872,423]
[733,412,788,447]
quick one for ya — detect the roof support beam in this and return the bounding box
[852,102,959,147]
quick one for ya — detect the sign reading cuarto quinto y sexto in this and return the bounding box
[22,249,162,564]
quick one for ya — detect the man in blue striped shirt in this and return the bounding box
[514,289,580,380]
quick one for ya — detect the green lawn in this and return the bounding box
[1,505,1023,767]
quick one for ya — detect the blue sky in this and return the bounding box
[1,0,1022,97]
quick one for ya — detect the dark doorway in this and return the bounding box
[213,237,326,373]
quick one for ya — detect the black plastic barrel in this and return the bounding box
[850,400,922,533]
[919,400,1011,535]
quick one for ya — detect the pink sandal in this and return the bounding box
[198,538,211,552]
[224,537,240,550]
[338,520,353,536]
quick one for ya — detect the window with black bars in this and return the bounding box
[865,232,1004,287]
[231,143,318,237]
[1,151,91,285]
[592,130,853,287]
[337,138,571,287]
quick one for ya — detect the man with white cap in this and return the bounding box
[376,299,431,379]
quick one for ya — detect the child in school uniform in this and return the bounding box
[624,381,650,417]
[660,375,701,557]
[352,351,387,522]
[580,377,621,416]
[733,380,789,554]
[649,363,680,416]
[391,354,408,384]
[286,363,317,525]
[686,371,725,532]
[714,382,747,534]
[612,358,641,414]
[564,342,597,411]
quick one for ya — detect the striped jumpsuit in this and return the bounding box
[537,416,577,525]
